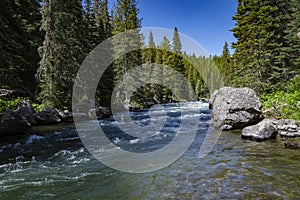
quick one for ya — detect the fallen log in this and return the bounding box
[262,103,288,115]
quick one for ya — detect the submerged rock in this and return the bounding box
[241,119,278,141]
[284,141,300,149]
[210,87,264,130]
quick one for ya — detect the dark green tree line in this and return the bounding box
[0,0,42,97]
[230,0,299,94]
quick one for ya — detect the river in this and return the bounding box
[0,102,299,199]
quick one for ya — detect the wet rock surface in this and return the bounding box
[241,119,278,141]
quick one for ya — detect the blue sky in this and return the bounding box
[109,0,238,56]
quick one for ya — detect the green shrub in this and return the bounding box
[32,103,46,112]
[261,76,300,120]
[0,97,25,114]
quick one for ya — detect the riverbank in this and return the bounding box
[0,99,112,137]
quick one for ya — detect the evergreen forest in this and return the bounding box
[1,0,300,119]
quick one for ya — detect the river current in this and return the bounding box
[0,102,299,199]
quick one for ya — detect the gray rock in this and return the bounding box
[33,108,61,125]
[241,119,278,141]
[275,119,300,137]
[280,131,288,137]
[96,107,112,118]
[18,100,36,114]
[15,106,36,126]
[287,132,296,137]
[221,124,233,130]
[58,110,73,122]
[274,119,296,127]
[209,90,219,110]
[0,110,31,136]
[89,107,112,119]
[210,87,264,130]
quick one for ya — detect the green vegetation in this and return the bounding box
[260,76,300,120]
[0,98,24,114]
[0,0,299,120]
[31,103,46,113]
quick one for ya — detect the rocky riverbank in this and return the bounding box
[0,100,112,137]
[210,87,300,148]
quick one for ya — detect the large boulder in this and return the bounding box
[16,100,36,126]
[0,110,32,136]
[33,108,61,125]
[210,87,264,130]
[241,119,278,141]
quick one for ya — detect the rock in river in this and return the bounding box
[210,87,264,130]
[33,108,61,125]
[0,110,32,136]
[284,141,300,149]
[241,119,278,141]
[16,100,36,126]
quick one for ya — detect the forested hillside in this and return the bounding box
[0,0,299,119]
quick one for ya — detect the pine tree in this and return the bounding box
[111,0,143,104]
[89,0,104,48]
[100,0,112,39]
[143,31,156,64]
[171,27,184,74]
[96,0,114,106]
[160,36,173,102]
[38,0,86,108]
[231,0,291,93]
[284,0,300,78]
[0,0,42,97]
[170,27,185,100]
[218,42,232,86]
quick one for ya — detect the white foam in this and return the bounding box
[113,137,121,144]
[129,139,140,144]
[26,135,44,145]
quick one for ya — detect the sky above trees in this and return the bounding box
[108,0,238,55]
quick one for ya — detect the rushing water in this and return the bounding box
[0,102,299,199]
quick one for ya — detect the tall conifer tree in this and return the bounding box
[38,0,85,108]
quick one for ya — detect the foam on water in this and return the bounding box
[25,135,44,145]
